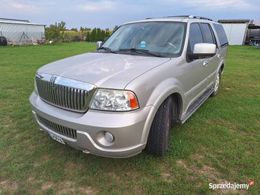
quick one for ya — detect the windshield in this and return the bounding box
[101,22,186,57]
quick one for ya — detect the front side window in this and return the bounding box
[102,22,186,57]
[200,23,215,44]
[188,23,204,52]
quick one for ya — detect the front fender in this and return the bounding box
[140,78,185,143]
[146,78,184,109]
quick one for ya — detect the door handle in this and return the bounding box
[202,61,208,67]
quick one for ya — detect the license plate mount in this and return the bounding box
[49,132,65,145]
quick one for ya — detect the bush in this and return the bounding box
[45,22,111,43]
[63,31,83,42]
[86,28,111,42]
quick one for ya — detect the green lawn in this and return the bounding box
[0,43,259,194]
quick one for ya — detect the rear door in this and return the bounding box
[182,23,210,105]
[213,23,228,60]
[199,23,220,86]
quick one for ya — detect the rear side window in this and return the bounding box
[200,23,215,44]
[188,23,203,52]
[213,24,228,47]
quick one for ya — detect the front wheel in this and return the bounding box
[145,98,173,156]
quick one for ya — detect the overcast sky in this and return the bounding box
[1,0,260,29]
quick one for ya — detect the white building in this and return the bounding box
[218,19,260,45]
[0,18,45,45]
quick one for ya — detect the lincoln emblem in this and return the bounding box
[50,76,57,87]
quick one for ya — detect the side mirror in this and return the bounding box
[190,43,216,60]
[96,41,103,49]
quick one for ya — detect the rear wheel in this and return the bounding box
[146,97,173,156]
[211,71,221,97]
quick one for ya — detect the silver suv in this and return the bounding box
[30,16,228,158]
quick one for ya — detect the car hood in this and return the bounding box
[38,52,170,89]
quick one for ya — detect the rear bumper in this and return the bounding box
[30,92,153,158]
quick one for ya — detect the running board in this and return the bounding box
[181,86,214,124]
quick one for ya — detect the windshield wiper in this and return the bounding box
[97,46,117,54]
[117,48,163,57]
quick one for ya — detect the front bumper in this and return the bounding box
[30,92,153,158]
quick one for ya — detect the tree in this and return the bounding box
[96,28,101,41]
[58,21,66,41]
[86,32,91,41]
[45,21,66,42]
[105,30,110,38]
[91,28,97,42]
[101,30,106,41]
[84,28,111,42]
[71,28,78,32]
[45,24,60,41]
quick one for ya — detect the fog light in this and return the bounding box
[104,132,114,143]
[96,131,115,146]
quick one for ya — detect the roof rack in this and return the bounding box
[165,15,213,21]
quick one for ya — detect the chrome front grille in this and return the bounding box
[35,73,95,112]
[37,115,77,139]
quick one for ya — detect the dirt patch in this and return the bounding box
[41,154,50,161]
[108,172,121,182]
[176,154,248,194]
[176,156,223,183]
[256,120,260,127]
[161,172,172,183]
[207,119,236,130]
[26,176,97,194]
[33,154,51,168]
[118,171,144,194]
[65,162,78,169]
[56,181,97,194]
[27,176,39,184]
[78,186,97,194]
[0,152,10,162]
[41,182,53,191]
[33,161,41,168]
[0,179,18,192]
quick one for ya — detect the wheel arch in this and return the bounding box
[220,63,224,73]
[140,79,184,144]
[218,61,225,75]
[169,92,183,123]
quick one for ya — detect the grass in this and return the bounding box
[0,42,259,194]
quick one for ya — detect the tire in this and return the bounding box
[0,36,7,46]
[211,70,221,97]
[146,97,173,156]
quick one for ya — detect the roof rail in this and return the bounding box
[165,15,213,21]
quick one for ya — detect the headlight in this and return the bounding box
[89,89,139,111]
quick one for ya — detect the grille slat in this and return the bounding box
[73,88,76,110]
[62,86,66,108]
[37,115,77,139]
[74,89,77,110]
[69,87,73,109]
[54,87,59,106]
[80,90,83,110]
[36,76,91,112]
